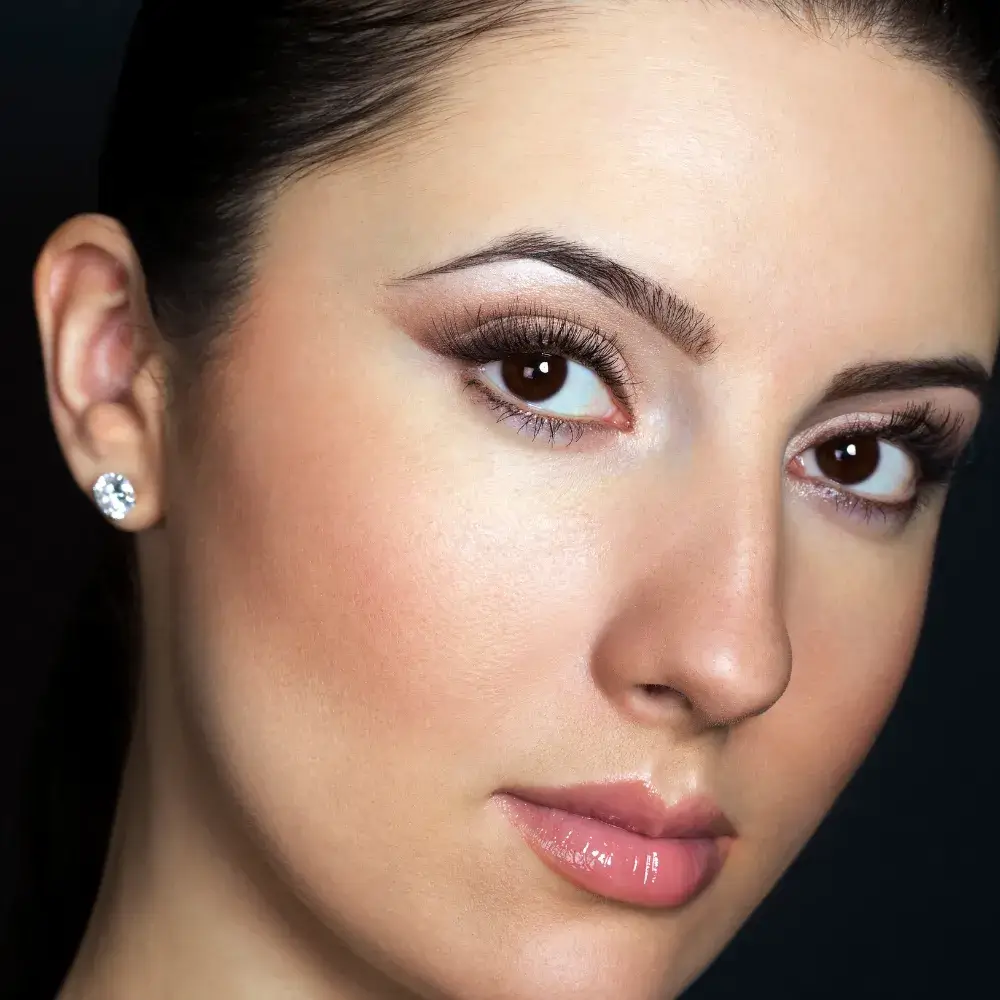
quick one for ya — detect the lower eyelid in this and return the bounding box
[464,376,609,446]
[789,479,903,526]
[792,470,949,529]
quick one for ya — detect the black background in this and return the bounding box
[1,2,998,997]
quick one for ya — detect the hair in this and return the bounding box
[9,2,999,997]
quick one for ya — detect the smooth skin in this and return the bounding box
[34,2,1000,999]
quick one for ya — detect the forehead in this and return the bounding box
[292,1,1000,369]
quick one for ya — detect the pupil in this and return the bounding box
[500,354,568,403]
[816,435,880,485]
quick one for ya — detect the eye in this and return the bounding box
[479,352,620,423]
[794,432,917,504]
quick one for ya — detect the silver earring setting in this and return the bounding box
[92,472,136,522]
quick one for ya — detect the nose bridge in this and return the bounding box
[695,484,791,711]
[593,440,793,731]
[696,473,784,626]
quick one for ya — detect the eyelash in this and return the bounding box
[800,400,968,525]
[431,301,641,445]
[429,304,971,524]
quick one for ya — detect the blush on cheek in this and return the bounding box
[164,356,480,899]
[193,418,434,716]
[176,311,513,759]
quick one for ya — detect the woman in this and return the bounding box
[28,0,999,997]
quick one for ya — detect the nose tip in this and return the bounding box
[592,586,793,732]
[670,637,791,728]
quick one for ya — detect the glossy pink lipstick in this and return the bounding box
[494,781,734,908]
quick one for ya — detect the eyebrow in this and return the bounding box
[396,228,992,403]
[398,228,721,361]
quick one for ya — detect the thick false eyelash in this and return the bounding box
[809,400,969,524]
[428,300,642,410]
[832,399,968,488]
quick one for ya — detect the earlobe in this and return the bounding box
[33,214,166,531]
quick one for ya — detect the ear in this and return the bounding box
[34,213,167,531]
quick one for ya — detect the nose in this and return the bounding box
[591,479,793,731]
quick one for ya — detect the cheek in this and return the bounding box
[727,540,932,867]
[164,299,638,972]
[168,302,606,811]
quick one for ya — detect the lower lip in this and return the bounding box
[495,794,730,908]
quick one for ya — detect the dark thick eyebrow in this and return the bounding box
[818,357,991,405]
[396,228,992,403]
[395,228,721,362]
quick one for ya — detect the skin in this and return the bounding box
[33,2,1000,998]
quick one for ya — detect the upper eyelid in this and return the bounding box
[785,412,970,496]
[392,231,721,363]
[431,297,626,351]
[461,299,624,347]
[431,301,975,451]
[785,412,902,457]
[439,305,642,397]
[787,407,963,453]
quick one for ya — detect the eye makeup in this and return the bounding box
[427,298,639,446]
[787,400,971,526]
[422,297,978,526]
[429,298,640,409]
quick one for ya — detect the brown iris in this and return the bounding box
[500,354,569,403]
[815,434,880,485]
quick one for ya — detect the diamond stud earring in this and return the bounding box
[92,473,136,522]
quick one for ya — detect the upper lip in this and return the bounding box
[498,780,736,839]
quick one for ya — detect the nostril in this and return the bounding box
[622,683,693,723]
[638,684,674,697]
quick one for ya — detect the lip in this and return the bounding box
[494,780,735,909]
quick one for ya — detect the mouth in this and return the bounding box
[493,780,735,909]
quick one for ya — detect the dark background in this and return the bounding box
[1,2,998,997]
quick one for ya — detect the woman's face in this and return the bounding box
[146,2,997,998]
